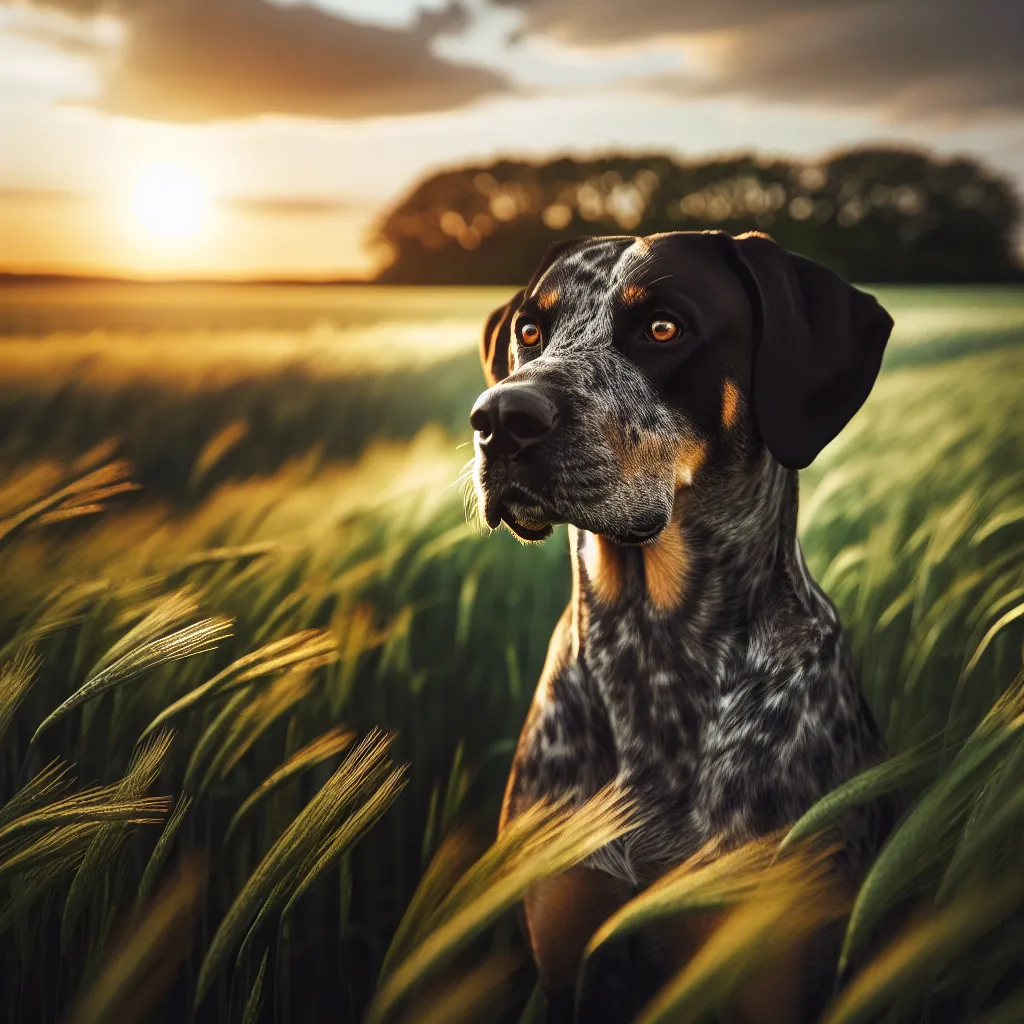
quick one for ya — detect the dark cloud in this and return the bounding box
[65,0,506,122]
[498,0,840,41]
[502,0,1024,119]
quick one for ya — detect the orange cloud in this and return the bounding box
[51,0,507,122]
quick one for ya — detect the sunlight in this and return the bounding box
[129,163,211,243]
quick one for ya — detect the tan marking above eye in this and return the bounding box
[519,320,542,346]
[649,318,679,342]
[537,288,560,311]
[620,284,647,307]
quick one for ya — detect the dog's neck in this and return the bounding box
[562,447,849,870]
[568,447,814,666]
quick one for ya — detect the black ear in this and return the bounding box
[481,289,524,386]
[728,232,894,470]
[479,237,590,387]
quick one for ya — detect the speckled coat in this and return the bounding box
[471,230,895,1018]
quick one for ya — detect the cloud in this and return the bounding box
[0,186,83,202]
[5,17,113,59]
[500,0,1024,119]
[42,0,507,122]
[227,194,358,215]
[497,0,833,42]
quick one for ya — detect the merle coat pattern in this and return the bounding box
[470,230,894,1021]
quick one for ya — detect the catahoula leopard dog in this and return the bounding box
[469,230,895,1023]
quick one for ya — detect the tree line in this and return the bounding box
[375,147,1022,284]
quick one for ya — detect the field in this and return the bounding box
[1,281,1024,1023]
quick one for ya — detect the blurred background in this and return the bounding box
[2,2,1024,1023]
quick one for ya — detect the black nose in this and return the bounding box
[470,387,557,456]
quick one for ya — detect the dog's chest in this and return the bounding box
[577,591,868,875]
[583,600,715,803]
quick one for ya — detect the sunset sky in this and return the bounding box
[2,0,1022,280]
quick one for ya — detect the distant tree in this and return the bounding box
[374,148,1022,284]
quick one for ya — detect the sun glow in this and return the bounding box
[129,163,211,243]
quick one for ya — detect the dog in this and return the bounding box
[469,230,895,1022]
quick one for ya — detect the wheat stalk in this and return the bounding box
[194,730,398,1009]
[224,727,355,842]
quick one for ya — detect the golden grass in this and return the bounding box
[66,857,205,1024]
[224,726,355,841]
[636,847,850,1024]
[0,285,1022,1020]
[193,729,404,1008]
[369,786,637,1023]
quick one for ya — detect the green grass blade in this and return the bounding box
[515,983,545,1024]
[32,617,232,741]
[194,730,394,1009]
[0,759,75,829]
[138,629,336,740]
[0,795,171,848]
[379,829,479,983]
[961,600,1024,680]
[210,669,317,783]
[0,648,40,743]
[839,672,1024,974]
[242,949,269,1024]
[279,766,407,921]
[823,877,1024,1024]
[182,690,251,793]
[224,727,355,842]
[935,777,1024,903]
[777,742,939,855]
[61,732,174,945]
[137,795,193,909]
[0,823,103,883]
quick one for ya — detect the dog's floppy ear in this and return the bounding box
[481,289,524,387]
[728,231,893,470]
[480,237,589,386]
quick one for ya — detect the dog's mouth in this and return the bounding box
[609,517,667,546]
[482,484,556,542]
[481,479,666,546]
[501,515,554,542]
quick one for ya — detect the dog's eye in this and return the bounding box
[647,318,679,343]
[518,321,543,347]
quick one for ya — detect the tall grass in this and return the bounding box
[0,282,1021,1021]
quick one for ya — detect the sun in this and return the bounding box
[129,163,211,243]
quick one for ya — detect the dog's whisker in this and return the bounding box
[444,470,476,495]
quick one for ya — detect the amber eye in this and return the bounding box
[519,320,542,347]
[648,318,679,343]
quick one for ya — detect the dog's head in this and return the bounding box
[471,230,893,543]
